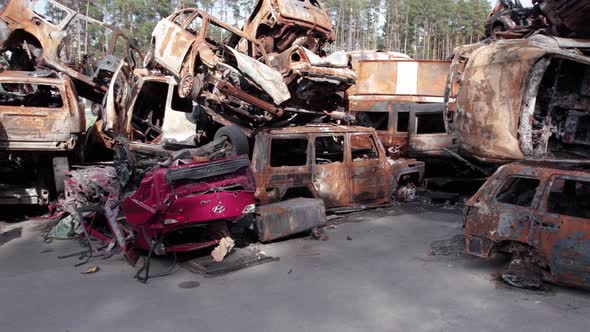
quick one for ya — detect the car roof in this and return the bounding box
[504,161,590,177]
[0,70,64,84]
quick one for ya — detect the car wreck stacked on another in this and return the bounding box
[0,0,143,102]
[449,0,590,290]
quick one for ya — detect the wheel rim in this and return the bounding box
[179,74,194,99]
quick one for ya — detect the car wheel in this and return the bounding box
[191,73,204,100]
[52,156,69,195]
[214,125,249,156]
[178,73,194,99]
[143,47,155,69]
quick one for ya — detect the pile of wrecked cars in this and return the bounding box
[451,0,590,291]
[0,0,425,281]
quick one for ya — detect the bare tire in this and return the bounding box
[143,47,155,69]
[214,125,249,156]
[52,157,69,195]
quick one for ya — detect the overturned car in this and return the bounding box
[144,7,354,131]
[445,35,590,166]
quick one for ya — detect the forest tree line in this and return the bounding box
[55,0,492,60]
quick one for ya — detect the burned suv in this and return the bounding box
[0,70,84,205]
[251,125,424,210]
[464,161,590,290]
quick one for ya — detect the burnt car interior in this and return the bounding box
[495,176,539,207]
[547,177,590,218]
[531,57,590,158]
[0,83,63,108]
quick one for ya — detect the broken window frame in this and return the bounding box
[543,175,590,219]
[269,136,310,168]
[414,111,447,134]
[314,135,345,165]
[494,176,541,208]
[350,133,380,162]
[31,0,74,28]
[396,111,410,133]
[0,82,66,109]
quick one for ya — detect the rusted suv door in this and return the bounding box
[530,174,590,287]
[312,134,349,207]
[349,133,389,203]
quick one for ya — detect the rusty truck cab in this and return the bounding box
[464,161,590,290]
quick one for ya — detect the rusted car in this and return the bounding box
[484,0,539,39]
[464,161,590,290]
[86,65,196,159]
[145,8,289,109]
[0,0,142,102]
[250,125,425,210]
[445,35,590,165]
[0,70,84,205]
[242,0,335,54]
[346,51,458,159]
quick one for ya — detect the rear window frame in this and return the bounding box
[0,81,66,109]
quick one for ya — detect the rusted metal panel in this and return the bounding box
[464,161,590,290]
[256,198,326,242]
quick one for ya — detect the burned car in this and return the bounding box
[85,64,199,161]
[346,51,458,159]
[0,70,84,205]
[0,0,143,102]
[145,8,289,124]
[484,0,541,39]
[59,142,256,279]
[464,161,590,290]
[445,35,590,165]
[146,7,354,131]
[241,0,335,54]
[251,125,424,209]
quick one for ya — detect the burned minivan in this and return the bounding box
[0,70,84,205]
[464,161,590,290]
[251,125,424,210]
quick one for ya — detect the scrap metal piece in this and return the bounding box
[256,198,327,242]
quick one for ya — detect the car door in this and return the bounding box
[488,175,543,243]
[349,133,389,204]
[530,175,590,288]
[312,134,349,208]
[408,105,459,157]
[153,10,200,75]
